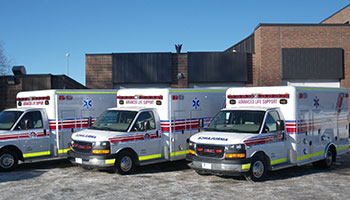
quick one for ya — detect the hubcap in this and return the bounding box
[0,154,15,169]
[120,156,132,172]
[326,150,333,166]
[252,160,264,178]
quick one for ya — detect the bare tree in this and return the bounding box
[0,42,10,75]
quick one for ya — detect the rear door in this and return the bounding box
[16,110,50,159]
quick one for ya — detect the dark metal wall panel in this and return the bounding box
[225,34,255,53]
[112,53,172,83]
[282,48,344,80]
[188,52,248,83]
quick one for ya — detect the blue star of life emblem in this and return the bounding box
[314,96,320,109]
[192,98,200,109]
[83,98,93,109]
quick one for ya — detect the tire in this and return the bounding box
[114,151,135,175]
[312,148,334,169]
[195,170,211,176]
[244,155,267,182]
[0,150,19,172]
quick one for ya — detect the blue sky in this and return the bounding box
[0,0,349,85]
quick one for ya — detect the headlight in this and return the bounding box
[188,141,195,150]
[92,141,111,154]
[92,141,110,147]
[227,144,245,150]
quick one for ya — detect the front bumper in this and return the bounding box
[186,154,251,175]
[68,150,116,169]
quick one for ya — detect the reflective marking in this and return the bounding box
[23,151,51,158]
[242,164,251,170]
[170,150,189,157]
[270,158,287,165]
[58,149,70,154]
[105,159,116,164]
[297,151,325,161]
[139,154,162,161]
[297,87,348,92]
[337,145,349,151]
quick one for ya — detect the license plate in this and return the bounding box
[202,163,212,169]
[76,158,83,164]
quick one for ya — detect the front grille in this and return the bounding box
[196,144,225,158]
[72,140,93,153]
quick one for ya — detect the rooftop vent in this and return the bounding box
[12,66,26,75]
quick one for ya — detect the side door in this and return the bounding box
[261,110,288,166]
[132,111,162,162]
[172,110,189,160]
[16,111,50,159]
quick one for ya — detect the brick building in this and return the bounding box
[0,68,86,110]
[226,4,350,89]
[86,5,350,92]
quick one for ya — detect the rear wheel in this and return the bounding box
[312,148,334,169]
[244,155,267,182]
[0,150,19,172]
[114,151,136,175]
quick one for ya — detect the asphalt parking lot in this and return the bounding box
[1,152,350,200]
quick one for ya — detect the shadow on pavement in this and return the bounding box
[0,158,73,183]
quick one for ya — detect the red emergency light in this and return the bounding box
[16,96,50,101]
[116,95,163,100]
[227,94,289,99]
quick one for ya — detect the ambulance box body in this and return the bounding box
[68,88,225,174]
[187,86,349,181]
[0,89,117,171]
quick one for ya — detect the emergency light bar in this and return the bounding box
[227,94,289,99]
[16,96,50,101]
[116,95,163,100]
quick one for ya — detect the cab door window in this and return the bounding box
[262,111,280,133]
[132,111,155,132]
[15,111,43,130]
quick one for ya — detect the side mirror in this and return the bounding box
[143,121,149,131]
[276,120,285,131]
[88,116,92,128]
[198,118,204,131]
[24,119,30,130]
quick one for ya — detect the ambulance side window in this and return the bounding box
[15,111,43,130]
[262,111,280,133]
[132,111,155,132]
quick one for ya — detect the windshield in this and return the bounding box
[207,110,265,134]
[91,110,137,132]
[0,111,23,130]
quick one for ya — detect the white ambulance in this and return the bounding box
[0,89,117,171]
[187,86,349,181]
[68,88,225,174]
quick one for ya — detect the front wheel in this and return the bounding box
[0,150,19,172]
[195,170,211,176]
[244,156,267,182]
[114,151,136,175]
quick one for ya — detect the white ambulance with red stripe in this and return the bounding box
[68,88,225,174]
[0,89,117,171]
[187,86,349,181]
